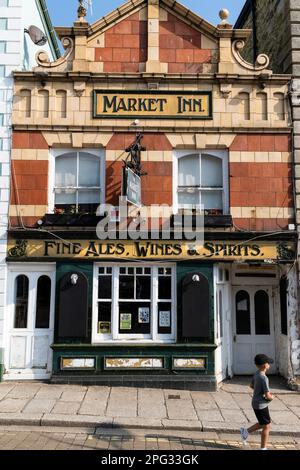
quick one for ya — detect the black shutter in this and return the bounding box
[58,271,88,338]
[182,272,210,338]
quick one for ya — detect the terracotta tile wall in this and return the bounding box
[159,12,212,73]
[94,12,147,73]
[106,133,172,151]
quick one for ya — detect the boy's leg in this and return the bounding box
[248,423,262,434]
[261,424,271,449]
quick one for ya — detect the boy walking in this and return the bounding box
[240,354,274,450]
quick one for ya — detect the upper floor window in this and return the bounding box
[0,41,6,53]
[0,1,9,6]
[174,150,228,215]
[0,18,7,30]
[52,149,104,214]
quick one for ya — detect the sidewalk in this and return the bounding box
[0,376,299,435]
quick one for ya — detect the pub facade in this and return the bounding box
[3,0,298,389]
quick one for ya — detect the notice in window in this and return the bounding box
[159,311,171,328]
[120,313,132,330]
[98,321,111,334]
[138,307,150,324]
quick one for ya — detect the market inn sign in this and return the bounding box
[7,239,295,261]
[93,90,212,119]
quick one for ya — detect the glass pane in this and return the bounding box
[119,302,151,334]
[98,302,112,334]
[255,290,270,335]
[98,275,112,299]
[35,276,51,328]
[158,276,171,299]
[158,302,172,334]
[79,153,100,187]
[14,275,29,328]
[178,190,199,207]
[119,275,134,299]
[55,153,77,188]
[55,188,76,205]
[136,275,151,299]
[0,41,6,53]
[236,290,250,335]
[201,190,223,211]
[201,155,223,187]
[178,154,200,186]
[78,190,99,203]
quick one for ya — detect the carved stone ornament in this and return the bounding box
[36,37,74,69]
[277,242,295,261]
[220,83,232,99]
[232,39,271,72]
[8,240,28,258]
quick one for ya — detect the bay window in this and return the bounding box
[93,264,176,343]
[174,150,228,215]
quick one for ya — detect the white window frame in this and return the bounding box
[173,149,229,215]
[92,263,177,344]
[49,148,105,213]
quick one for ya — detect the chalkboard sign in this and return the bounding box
[182,272,210,338]
[57,271,88,338]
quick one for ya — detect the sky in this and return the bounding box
[46,0,247,28]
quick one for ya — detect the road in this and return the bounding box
[0,426,299,450]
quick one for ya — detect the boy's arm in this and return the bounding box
[264,391,274,401]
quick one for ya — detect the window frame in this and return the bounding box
[92,263,177,344]
[49,148,105,213]
[173,149,229,215]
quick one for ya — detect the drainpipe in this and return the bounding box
[0,348,4,382]
[251,0,258,64]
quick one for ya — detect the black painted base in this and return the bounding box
[50,374,217,391]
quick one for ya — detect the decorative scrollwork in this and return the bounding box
[36,37,74,68]
[232,39,270,72]
[8,240,28,258]
[277,243,295,261]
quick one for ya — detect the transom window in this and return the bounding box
[174,150,228,215]
[52,150,104,213]
[93,264,176,343]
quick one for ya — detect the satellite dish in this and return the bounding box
[24,25,48,46]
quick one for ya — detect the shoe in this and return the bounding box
[260,448,268,450]
[240,427,249,444]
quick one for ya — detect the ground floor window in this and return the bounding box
[92,264,176,343]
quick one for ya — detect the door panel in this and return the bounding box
[233,286,276,375]
[10,336,27,369]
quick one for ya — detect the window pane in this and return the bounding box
[236,290,250,335]
[178,154,199,186]
[0,19,7,30]
[78,190,99,203]
[0,41,6,53]
[136,275,151,299]
[119,275,134,299]
[14,275,29,328]
[158,302,172,334]
[35,276,51,329]
[55,153,77,188]
[55,188,76,204]
[255,290,270,335]
[0,66,5,77]
[178,190,199,207]
[98,275,112,299]
[119,302,151,334]
[201,191,223,211]
[98,302,111,334]
[158,276,171,299]
[79,153,100,187]
[201,155,223,187]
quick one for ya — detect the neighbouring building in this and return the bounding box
[3,0,297,389]
[235,0,300,387]
[0,0,59,380]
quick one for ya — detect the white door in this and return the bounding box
[233,286,276,375]
[6,268,55,380]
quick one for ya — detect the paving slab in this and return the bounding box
[202,421,242,433]
[162,419,202,430]
[220,409,248,423]
[60,391,86,402]
[112,418,163,429]
[196,410,224,423]
[0,384,16,399]
[0,398,29,413]
[289,406,300,418]
[193,397,219,411]
[138,389,167,419]
[5,384,41,399]
[163,390,191,400]
[166,399,198,420]
[41,414,112,427]
[34,388,64,400]
[231,393,253,410]
[106,388,137,418]
[279,395,300,406]
[210,392,241,410]
[22,399,56,414]
[271,411,300,425]
[78,400,107,416]
[51,401,81,415]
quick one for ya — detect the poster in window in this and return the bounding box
[138,307,150,324]
[98,321,111,334]
[120,313,132,330]
[159,311,171,328]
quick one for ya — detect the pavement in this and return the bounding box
[0,376,299,436]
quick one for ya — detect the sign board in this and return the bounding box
[94,90,212,119]
[123,168,141,207]
[7,239,295,261]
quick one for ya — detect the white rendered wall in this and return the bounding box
[0,0,56,356]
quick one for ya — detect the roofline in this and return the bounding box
[234,0,252,29]
[37,0,61,59]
